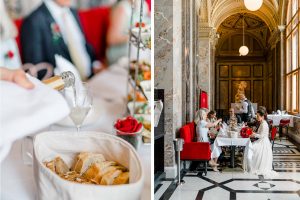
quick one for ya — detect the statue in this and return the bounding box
[235,81,247,102]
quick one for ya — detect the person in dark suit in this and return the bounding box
[223,108,242,126]
[21,0,102,80]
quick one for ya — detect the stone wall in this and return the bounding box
[154,0,181,175]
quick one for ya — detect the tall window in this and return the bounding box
[286,0,300,114]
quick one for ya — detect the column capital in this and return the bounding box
[278,25,286,32]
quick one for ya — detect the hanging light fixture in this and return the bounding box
[244,0,263,11]
[239,15,249,56]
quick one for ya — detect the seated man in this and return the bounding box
[21,0,102,80]
[223,108,242,126]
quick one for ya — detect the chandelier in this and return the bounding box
[244,0,263,11]
[239,15,249,56]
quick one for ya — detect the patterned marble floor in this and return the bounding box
[155,139,300,200]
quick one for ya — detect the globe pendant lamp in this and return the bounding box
[244,0,263,11]
[239,16,249,56]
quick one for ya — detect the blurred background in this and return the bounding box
[5,0,121,18]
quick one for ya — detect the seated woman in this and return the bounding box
[207,110,220,142]
[195,109,222,172]
[106,0,150,65]
[248,109,277,177]
[0,0,22,69]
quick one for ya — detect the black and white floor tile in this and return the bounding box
[155,139,300,200]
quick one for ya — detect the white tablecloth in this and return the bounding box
[211,135,253,171]
[267,114,294,127]
[0,68,150,200]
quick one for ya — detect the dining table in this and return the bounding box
[267,114,299,127]
[211,133,253,170]
[0,67,151,200]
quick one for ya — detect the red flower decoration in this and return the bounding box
[5,50,14,59]
[51,23,60,34]
[114,116,143,135]
[135,22,146,28]
[240,127,253,138]
[51,23,61,42]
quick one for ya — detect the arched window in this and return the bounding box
[286,0,299,114]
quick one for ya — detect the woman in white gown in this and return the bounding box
[249,109,277,177]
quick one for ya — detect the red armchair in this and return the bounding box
[180,122,211,175]
[279,119,290,140]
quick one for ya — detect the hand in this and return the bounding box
[92,61,106,74]
[209,133,216,139]
[0,68,34,89]
[250,133,255,138]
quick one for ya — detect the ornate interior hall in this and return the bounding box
[154,0,300,199]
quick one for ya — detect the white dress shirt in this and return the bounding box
[44,0,92,78]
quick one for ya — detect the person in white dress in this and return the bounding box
[0,0,22,69]
[249,109,278,177]
[195,109,222,172]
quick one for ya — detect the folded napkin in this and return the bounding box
[114,116,142,134]
[0,75,70,162]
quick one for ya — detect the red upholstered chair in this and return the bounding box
[180,124,211,175]
[279,119,290,139]
[78,7,110,62]
[270,127,277,169]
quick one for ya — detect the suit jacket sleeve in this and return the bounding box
[21,16,45,64]
[236,115,242,124]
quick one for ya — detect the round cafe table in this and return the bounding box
[0,68,151,200]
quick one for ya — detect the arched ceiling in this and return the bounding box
[199,0,280,34]
[217,13,270,49]
[220,13,267,30]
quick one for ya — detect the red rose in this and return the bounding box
[6,50,14,59]
[115,116,143,135]
[240,127,253,138]
[53,24,60,33]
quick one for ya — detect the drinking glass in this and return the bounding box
[64,83,93,132]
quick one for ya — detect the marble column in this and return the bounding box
[154,0,182,178]
[278,25,286,110]
[198,27,216,109]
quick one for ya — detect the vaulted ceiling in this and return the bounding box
[217,13,270,49]
[198,0,287,48]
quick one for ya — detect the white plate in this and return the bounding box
[131,27,151,43]
[55,98,106,127]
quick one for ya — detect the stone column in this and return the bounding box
[278,25,286,110]
[154,0,182,178]
[198,27,216,109]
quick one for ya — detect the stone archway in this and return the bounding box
[197,0,281,110]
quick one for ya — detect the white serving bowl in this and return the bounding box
[33,131,144,200]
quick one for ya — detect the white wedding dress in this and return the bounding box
[249,120,278,177]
